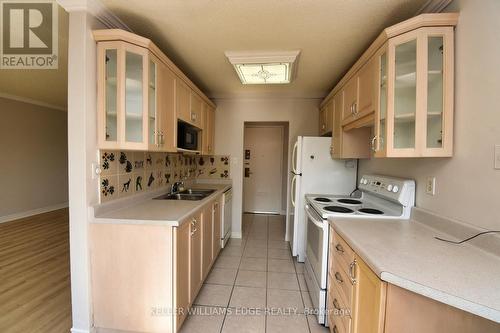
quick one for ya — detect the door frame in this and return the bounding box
[243,123,286,214]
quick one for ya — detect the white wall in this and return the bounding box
[359,0,500,231]
[214,98,320,236]
[0,97,68,221]
[66,10,106,333]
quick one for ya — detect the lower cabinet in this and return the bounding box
[328,227,500,333]
[90,194,224,333]
[189,211,203,302]
[202,204,214,279]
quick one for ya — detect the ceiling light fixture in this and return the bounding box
[225,50,300,85]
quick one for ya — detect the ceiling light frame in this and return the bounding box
[225,50,300,85]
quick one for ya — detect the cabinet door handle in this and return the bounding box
[349,260,357,284]
[190,228,197,236]
[353,102,358,115]
[334,272,343,284]
[371,135,378,152]
[191,112,196,122]
[335,243,344,254]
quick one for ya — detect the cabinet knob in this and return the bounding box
[334,272,344,284]
[335,243,344,254]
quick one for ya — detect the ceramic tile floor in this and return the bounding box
[181,213,329,333]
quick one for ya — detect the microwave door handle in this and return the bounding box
[305,205,324,228]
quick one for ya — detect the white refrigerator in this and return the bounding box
[287,136,357,262]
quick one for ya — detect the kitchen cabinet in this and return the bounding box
[202,104,216,155]
[330,91,372,160]
[90,193,224,333]
[328,229,386,333]
[174,217,191,329]
[373,27,455,157]
[190,211,203,300]
[320,100,334,136]
[321,14,458,159]
[328,228,498,333]
[202,203,214,279]
[213,199,221,258]
[97,41,149,150]
[94,29,216,151]
[148,56,177,152]
[176,79,191,125]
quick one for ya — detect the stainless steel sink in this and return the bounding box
[179,189,216,195]
[153,189,215,201]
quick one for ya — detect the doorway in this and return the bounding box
[243,122,289,214]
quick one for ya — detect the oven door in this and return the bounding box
[305,203,329,289]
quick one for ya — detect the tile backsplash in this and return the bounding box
[99,151,230,203]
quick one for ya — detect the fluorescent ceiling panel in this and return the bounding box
[225,51,300,85]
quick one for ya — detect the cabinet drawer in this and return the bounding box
[330,260,353,307]
[331,231,355,274]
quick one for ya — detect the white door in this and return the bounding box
[243,126,284,213]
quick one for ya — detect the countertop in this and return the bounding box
[92,183,231,227]
[328,215,500,323]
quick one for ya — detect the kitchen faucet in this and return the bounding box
[171,181,184,194]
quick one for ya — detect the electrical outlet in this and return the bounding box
[495,145,500,170]
[426,177,436,195]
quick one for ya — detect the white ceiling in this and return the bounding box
[101,0,428,99]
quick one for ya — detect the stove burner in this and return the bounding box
[324,206,354,213]
[337,198,362,205]
[314,197,332,203]
[358,208,384,215]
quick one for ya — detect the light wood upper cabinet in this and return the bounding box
[319,100,334,136]
[374,27,454,157]
[176,79,191,124]
[321,14,458,160]
[149,55,177,152]
[97,41,149,150]
[94,29,216,152]
[202,104,216,155]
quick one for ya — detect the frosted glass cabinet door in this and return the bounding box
[105,49,118,142]
[374,48,388,156]
[125,51,145,143]
[393,38,417,150]
[148,59,158,147]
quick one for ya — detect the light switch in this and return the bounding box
[495,145,500,170]
[426,177,436,196]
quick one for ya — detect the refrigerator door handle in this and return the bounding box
[291,175,297,207]
[292,141,298,174]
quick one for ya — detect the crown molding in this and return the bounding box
[417,0,453,14]
[0,92,67,112]
[56,0,131,31]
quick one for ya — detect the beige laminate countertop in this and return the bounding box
[92,183,231,227]
[328,216,500,323]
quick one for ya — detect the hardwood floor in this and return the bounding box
[0,209,72,333]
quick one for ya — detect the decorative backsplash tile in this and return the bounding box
[99,151,230,203]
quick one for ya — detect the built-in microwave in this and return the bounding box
[177,121,199,151]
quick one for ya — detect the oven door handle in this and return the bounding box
[305,204,325,229]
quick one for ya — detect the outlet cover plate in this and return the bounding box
[426,177,436,195]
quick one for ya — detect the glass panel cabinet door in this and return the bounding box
[426,36,444,149]
[148,59,158,146]
[393,38,417,149]
[377,50,387,154]
[124,51,144,143]
[105,49,118,142]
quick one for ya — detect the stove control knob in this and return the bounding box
[360,178,365,184]
[364,179,368,185]
[387,184,393,192]
[392,185,399,193]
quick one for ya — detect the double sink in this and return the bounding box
[154,188,216,201]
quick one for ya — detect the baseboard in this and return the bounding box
[0,202,69,224]
[231,231,242,239]
[71,327,91,333]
